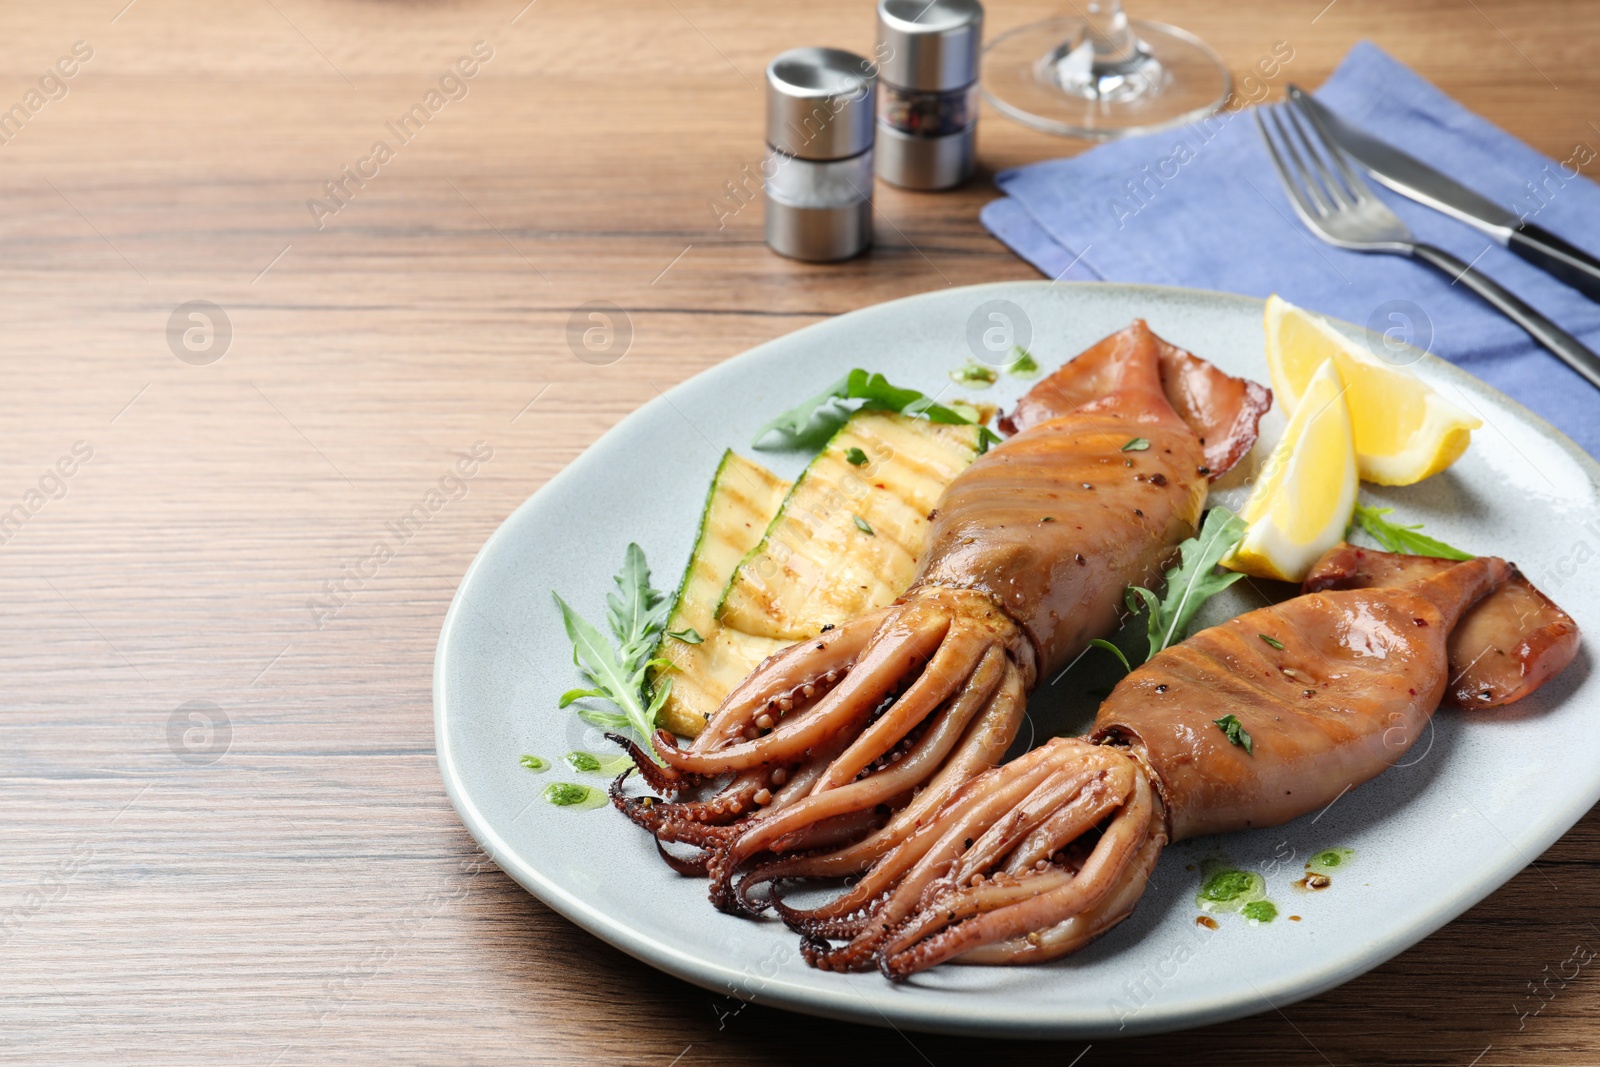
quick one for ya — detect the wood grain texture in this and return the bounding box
[3,1,1598,1064]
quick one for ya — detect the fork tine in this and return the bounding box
[1287,94,1378,204]
[1254,110,1318,224]
[1259,107,1332,217]
[1280,105,1356,209]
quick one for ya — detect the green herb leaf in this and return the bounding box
[853,514,875,536]
[1006,347,1040,377]
[1121,437,1151,452]
[1350,504,1473,560]
[1126,507,1248,662]
[1258,633,1284,650]
[950,361,999,388]
[519,754,549,773]
[1214,713,1253,754]
[844,446,869,466]
[1087,638,1131,674]
[553,543,672,757]
[666,627,704,645]
[574,707,629,730]
[606,542,670,666]
[753,368,1002,453]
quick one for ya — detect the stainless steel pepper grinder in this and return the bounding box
[875,0,983,190]
[763,47,877,262]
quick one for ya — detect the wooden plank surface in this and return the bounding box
[3,1,1598,1063]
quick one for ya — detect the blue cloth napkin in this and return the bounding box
[981,42,1600,458]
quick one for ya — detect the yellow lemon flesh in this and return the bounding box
[1226,358,1359,583]
[1263,295,1480,486]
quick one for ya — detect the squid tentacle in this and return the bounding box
[607,733,690,797]
[722,641,1004,903]
[735,647,1026,920]
[796,744,1074,972]
[877,741,1160,980]
[690,609,889,752]
[656,601,953,777]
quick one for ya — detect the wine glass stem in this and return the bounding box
[1085,0,1138,64]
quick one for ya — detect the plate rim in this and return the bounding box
[434,279,1600,1038]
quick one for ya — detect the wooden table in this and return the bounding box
[5,1,1597,1062]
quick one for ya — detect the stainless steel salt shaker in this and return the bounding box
[764,47,876,262]
[875,0,982,190]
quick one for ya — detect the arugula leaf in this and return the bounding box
[605,543,668,665]
[1350,504,1473,560]
[753,368,1002,454]
[1214,714,1253,754]
[1088,638,1131,673]
[666,626,704,645]
[1126,506,1248,662]
[553,543,673,756]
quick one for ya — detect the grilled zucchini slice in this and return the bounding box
[653,413,984,738]
[718,411,983,640]
[653,451,790,738]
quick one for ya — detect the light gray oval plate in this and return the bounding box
[435,281,1599,1039]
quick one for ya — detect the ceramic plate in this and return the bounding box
[434,282,1599,1038]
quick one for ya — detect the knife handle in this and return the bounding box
[1508,223,1600,303]
[1412,243,1600,392]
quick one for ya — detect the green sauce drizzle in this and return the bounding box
[949,361,999,388]
[563,750,632,775]
[1306,847,1354,875]
[543,782,606,809]
[1007,347,1040,376]
[1195,859,1280,926]
[519,754,549,772]
[1199,868,1263,905]
[1241,900,1278,924]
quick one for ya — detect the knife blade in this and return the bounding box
[1287,84,1600,303]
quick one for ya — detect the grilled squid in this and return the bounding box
[611,321,1270,910]
[802,555,1579,979]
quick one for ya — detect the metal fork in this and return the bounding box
[1256,101,1600,391]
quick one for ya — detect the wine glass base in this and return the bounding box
[983,17,1231,140]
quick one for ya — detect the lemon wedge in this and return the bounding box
[1225,358,1358,582]
[1263,295,1480,485]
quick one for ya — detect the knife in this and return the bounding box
[1287,84,1600,303]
